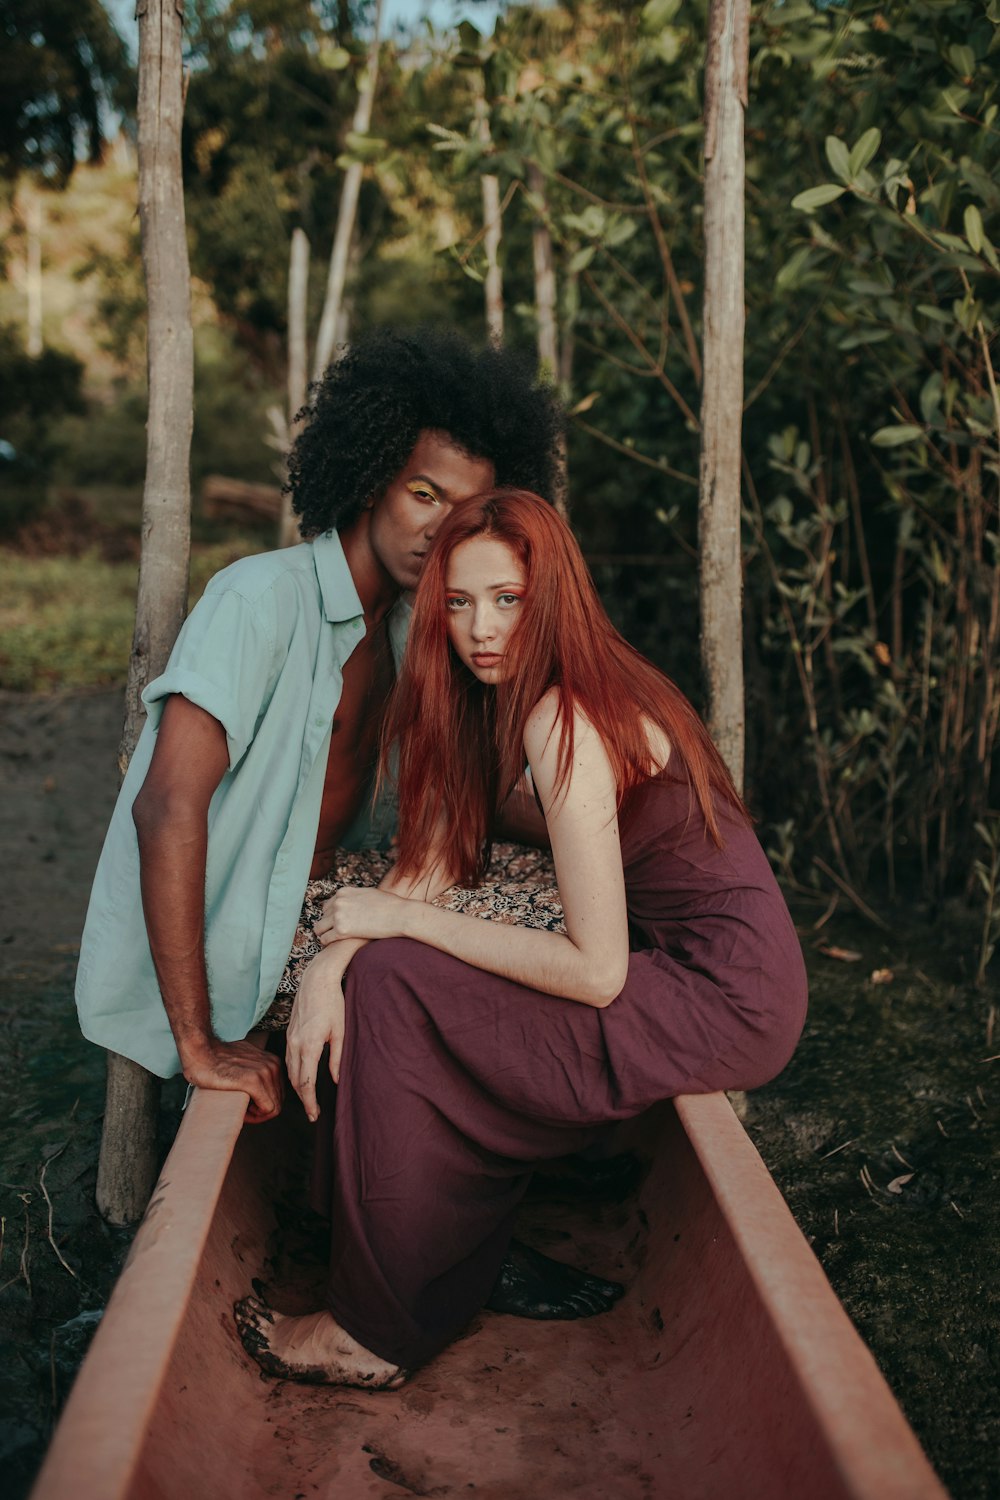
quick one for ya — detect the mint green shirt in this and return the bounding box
[75,531,409,1079]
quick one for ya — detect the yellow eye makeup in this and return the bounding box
[407,480,440,503]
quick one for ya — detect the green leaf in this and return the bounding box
[964,203,985,253]
[838,328,892,350]
[567,245,595,274]
[641,0,682,31]
[920,373,943,425]
[340,133,388,164]
[775,246,815,293]
[916,303,954,324]
[871,425,924,447]
[940,86,971,116]
[848,127,881,176]
[791,183,846,212]
[949,43,975,78]
[318,45,351,70]
[825,135,851,182]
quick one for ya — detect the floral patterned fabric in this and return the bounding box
[259,842,564,1031]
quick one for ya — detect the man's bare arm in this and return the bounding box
[131,695,283,1121]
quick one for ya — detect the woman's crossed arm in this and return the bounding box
[321,694,631,1010]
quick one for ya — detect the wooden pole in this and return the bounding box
[698,0,750,793]
[96,0,194,1226]
[527,161,568,516]
[528,163,557,377]
[311,0,383,381]
[278,225,310,547]
[25,192,43,356]
[477,92,504,344]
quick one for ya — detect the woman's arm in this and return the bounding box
[324,694,631,1007]
[285,845,457,1120]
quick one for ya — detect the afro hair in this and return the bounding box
[286,327,564,538]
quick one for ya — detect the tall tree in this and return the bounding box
[312,0,384,378]
[97,0,195,1226]
[698,0,750,792]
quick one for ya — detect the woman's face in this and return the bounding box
[444,536,526,683]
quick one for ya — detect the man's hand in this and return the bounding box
[285,948,351,1119]
[315,886,415,945]
[180,1038,284,1123]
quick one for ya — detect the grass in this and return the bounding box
[0,542,264,692]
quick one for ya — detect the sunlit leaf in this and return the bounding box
[964,203,985,253]
[871,425,924,447]
[848,127,881,176]
[825,135,851,183]
[791,183,846,212]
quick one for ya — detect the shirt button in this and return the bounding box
[313,716,324,726]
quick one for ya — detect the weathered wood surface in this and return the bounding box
[34,1088,947,1500]
[97,0,194,1227]
[698,0,750,793]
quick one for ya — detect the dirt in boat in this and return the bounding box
[0,688,995,1499]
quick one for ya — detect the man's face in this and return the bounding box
[369,430,495,592]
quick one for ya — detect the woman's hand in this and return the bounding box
[285,947,351,1119]
[315,886,417,945]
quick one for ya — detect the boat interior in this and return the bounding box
[32,1087,946,1500]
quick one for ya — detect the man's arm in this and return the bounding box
[131,694,283,1121]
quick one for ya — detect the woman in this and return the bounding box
[236,490,807,1388]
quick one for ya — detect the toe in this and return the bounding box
[234,1293,274,1338]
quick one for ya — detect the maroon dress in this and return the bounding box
[315,773,807,1369]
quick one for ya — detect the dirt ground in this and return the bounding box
[0,688,996,1499]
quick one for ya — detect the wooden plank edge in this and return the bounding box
[674,1092,948,1500]
[30,1081,251,1500]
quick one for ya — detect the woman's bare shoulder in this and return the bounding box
[523,689,600,760]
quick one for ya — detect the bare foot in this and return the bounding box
[234,1293,407,1388]
[485,1240,625,1320]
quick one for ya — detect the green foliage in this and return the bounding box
[0,542,262,692]
[0,324,85,531]
[181,0,363,334]
[0,1,133,185]
[973,815,1000,984]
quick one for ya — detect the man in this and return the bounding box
[76,329,561,1118]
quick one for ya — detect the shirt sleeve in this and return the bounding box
[142,584,278,768]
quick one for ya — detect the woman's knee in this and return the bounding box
[344,938,429,1022]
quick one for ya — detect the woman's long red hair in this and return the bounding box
[386,489,747,885]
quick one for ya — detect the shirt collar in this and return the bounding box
[312,529,364,623]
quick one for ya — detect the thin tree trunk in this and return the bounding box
[477,94,503,343]
[25,193,43,356]
[96,0,194,1227]
[312,0,383,381]
[527,161,567,515]
[334,219,361,346]
[698,0,750,793]
[528,164,557,376]
[278,225,310,547]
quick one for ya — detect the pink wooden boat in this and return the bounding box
[31,1072,946,1499]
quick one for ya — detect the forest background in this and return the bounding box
[0,1,997,1497]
